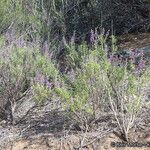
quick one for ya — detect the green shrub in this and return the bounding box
[55,32,150,139]
[0,43,59,123]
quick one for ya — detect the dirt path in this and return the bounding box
[6,131,150,150]
[118,32,150,49]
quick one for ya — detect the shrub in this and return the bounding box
[0,27,149,141]
[0,42,59,124]
[55,29,150,140]
[0,46,33,124]
[106,56,150,141]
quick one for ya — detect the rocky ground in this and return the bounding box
[0,115,149,150]
[0,100,149,150]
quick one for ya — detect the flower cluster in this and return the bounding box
[34,72,53,89]
[129,49,145,73]
[108,48,146,74]
[109,54,123,65]
[90,28,109,45]
[90,28,98,45]
[129,49,144,61]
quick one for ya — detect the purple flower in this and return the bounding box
[90,28,109,45]
[134,59,146,75]
[34,72,53,89]
[130,50,138,58]
[129,49,144,63]
[105,30,110,38]
[34,72,43,84]
[41,41,49,55]
[90,28,99,45]
[90,29,95,44]
[101,28,105,36]
[138,60,145,69]
[109,54,117,64]
[109,54,115,63]
[134,69,141,75]
[45,76,53,89]
[139,50,144,57]
[130,52,136,59]
[46,82,52,89]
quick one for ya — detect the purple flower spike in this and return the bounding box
[90,29,95,44]
[101,28,105,36]
[46,82,52,89]
[35,72,41,83]
[138,60,145,69]
[130,49,144,60]
[34,72,53,89]
[109,54,115,63]
[130,51,136,59]
[45,76,53,89]
[106,30,110,38]
[139,50,144,57]
[34,72,45,85]
[90,28,99,45]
